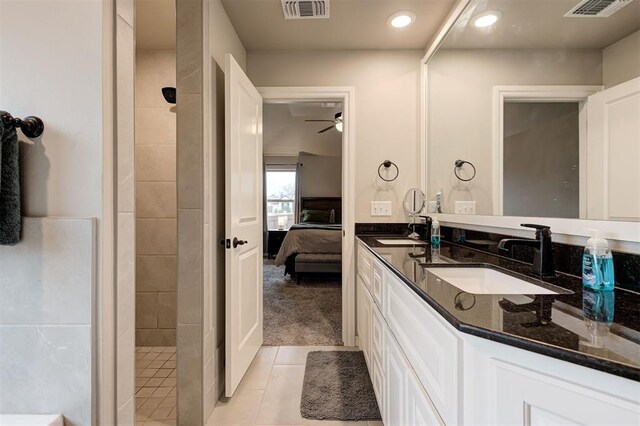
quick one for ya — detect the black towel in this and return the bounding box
[0,120,21,245]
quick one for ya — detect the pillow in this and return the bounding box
[300,209,331,223]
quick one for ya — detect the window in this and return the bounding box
[266,169,296,230]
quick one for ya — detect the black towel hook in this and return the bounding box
[378,160,399,182]
[0,111,45,138]
[454,159,476,182]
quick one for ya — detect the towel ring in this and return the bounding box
[378,160,399,182]
[454,291,476,311]
[454,159,476,182]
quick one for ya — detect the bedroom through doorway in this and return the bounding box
[262,100,344,346]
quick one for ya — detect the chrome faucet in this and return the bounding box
[498,224,556,279]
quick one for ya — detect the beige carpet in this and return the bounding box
[263,261,343,346]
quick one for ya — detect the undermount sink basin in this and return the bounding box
[376,238,428,246]
[424,266,558,295]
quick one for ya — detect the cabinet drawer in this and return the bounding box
[385,272,460,425]
[371,258,384,309]
[357,242,373,290]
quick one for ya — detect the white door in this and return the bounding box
[225,53,264,397]
[587,77,640,221]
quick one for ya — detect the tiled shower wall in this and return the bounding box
[135,50,178,346]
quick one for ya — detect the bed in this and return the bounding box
[274,197,343,283]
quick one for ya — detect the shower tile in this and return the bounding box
[136,107,176,145]
[136,182,177,218]
[158,292,177,329]
[136,255,177,292]
[136,219,177,255]
[135,145,176,182]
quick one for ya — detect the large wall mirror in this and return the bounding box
[426,0,640,223]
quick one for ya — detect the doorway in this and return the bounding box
[132,0,177,423]
[262,101,344,346]
[492,85,601,218]
[259,87,357,353]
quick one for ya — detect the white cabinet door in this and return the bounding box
[494,360,640,425]
[385,269,460,425]
[385,329,408,426]
[357,277,372,365]
[406,369,444,426]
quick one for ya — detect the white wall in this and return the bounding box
[263,104,342,157]
[0,1,106,422]
[248,50,423,223]
[427,49,602,215]
[0,0,104,218]
[209,0,246,70]
[603,30,640,89]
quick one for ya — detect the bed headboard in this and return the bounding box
[300,197,342,223]
[300,197,341,211]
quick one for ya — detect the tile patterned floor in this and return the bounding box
[136,346,177,425]
[206,346,384,426]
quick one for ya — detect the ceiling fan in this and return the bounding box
[305,112,343,133]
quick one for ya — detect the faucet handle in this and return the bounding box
[521,224,551,237]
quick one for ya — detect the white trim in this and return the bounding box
[259,86,357,347]
[491,85,601,216]
[101,1,116,424]
[421,0,473,202]
[421,0,473,64]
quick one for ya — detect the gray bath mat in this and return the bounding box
[300,351,381,421]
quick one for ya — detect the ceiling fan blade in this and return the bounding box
[305,119,335,122]
[318,125,335,133]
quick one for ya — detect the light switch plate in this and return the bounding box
[455,201,476,215]
[371,201,392,216]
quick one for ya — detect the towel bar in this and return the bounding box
[0,111,44,138]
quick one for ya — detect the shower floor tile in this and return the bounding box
[135,346,176,426]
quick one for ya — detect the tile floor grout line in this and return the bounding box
[252,345,280,425]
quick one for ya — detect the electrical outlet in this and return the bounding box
[371,201,392,216]
[455,201,476,215]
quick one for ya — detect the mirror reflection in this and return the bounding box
[427,0,640,222]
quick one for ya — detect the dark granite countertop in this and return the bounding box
[357,235,640,382]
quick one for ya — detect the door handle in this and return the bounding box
[232,237,248,248]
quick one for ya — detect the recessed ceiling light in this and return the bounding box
[388,11,416,28]
[473,10,502,28]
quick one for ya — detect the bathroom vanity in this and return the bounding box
[356,237,639,426]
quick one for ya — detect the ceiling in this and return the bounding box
[442,0,640,50]
[220,0,456,51]
[264,102,343,156]
[136,0,176,50]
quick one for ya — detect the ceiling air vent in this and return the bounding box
[281,0,330,19]
[565,0,634,17]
